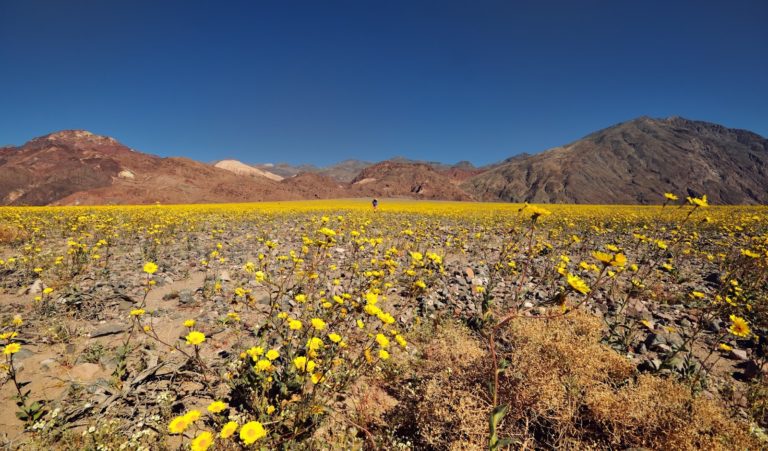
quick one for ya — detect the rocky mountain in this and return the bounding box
[279,172,348,199]
[252,158,479,183]
[213,159,283,181]
[317,159,373,183]
[463,117,768,204]
[251,162,319,179]
[2,117,766,206]
[349,161,473,201]
[252,160,373,183]
[0,131,301,205]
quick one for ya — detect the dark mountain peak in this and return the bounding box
[464,116,768,205]
[585,116,764,142]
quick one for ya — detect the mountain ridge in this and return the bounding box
[462,116,768,204]
[2,117,766,206]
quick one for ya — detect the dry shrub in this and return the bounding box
[353,380,399,428]
[312,379,399,448]
[587,375,757,450]
[0,224,27,245]
[395,313,759,450]
[495,310,758,450]
[498,311,634,431]
[413,321,490,450]
[419,320,486,373]
[747,378,768,428]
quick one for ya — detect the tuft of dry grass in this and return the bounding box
[495,310,759,450]
[398,312,760,450]
[587,375,757,450]
[0,224,27,245]
[389,321,490,450]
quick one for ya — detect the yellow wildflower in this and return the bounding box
[255,359,272,372]
[311,372,324,384]
[183,410,202,422]
[375,333,390,348]
[220,421,238,438]
[741,249,760,258]
[168,415,189,434]
[3,343,21,355]
[686,194,708,207]
[185,331,206,345]
[728,315,750,337]
[567,273,590,295]
[239,421,267,444]
[310,318,327,330]
[307,337,323,351]
[191,431,214,451]
[143,262,158,274]
[207,400,228,414]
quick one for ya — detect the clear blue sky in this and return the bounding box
[1,0,766,166]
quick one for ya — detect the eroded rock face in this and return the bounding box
[348,161,474,201]
[118,170,135,179]
[214,159,284,181]
[463,116,768,205]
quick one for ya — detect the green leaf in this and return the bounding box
[488,403,509,450]
[490,403,508,427]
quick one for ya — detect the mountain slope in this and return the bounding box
[318,159,373,183]
[349,161,474,201]
[463,117,768,204]
[252,160,373,183]
[0,131,300,206]
[251,163,319,179]
[3,117,767,206]
[213,159,284,181]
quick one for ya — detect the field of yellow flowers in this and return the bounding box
[0,197,766,450]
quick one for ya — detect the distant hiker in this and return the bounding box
[372,198,379,210]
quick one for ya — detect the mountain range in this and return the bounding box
[1,116,766,206]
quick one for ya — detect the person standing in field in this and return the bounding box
[372,198,378,211]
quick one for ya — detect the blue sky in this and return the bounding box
[1,0,766,166]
